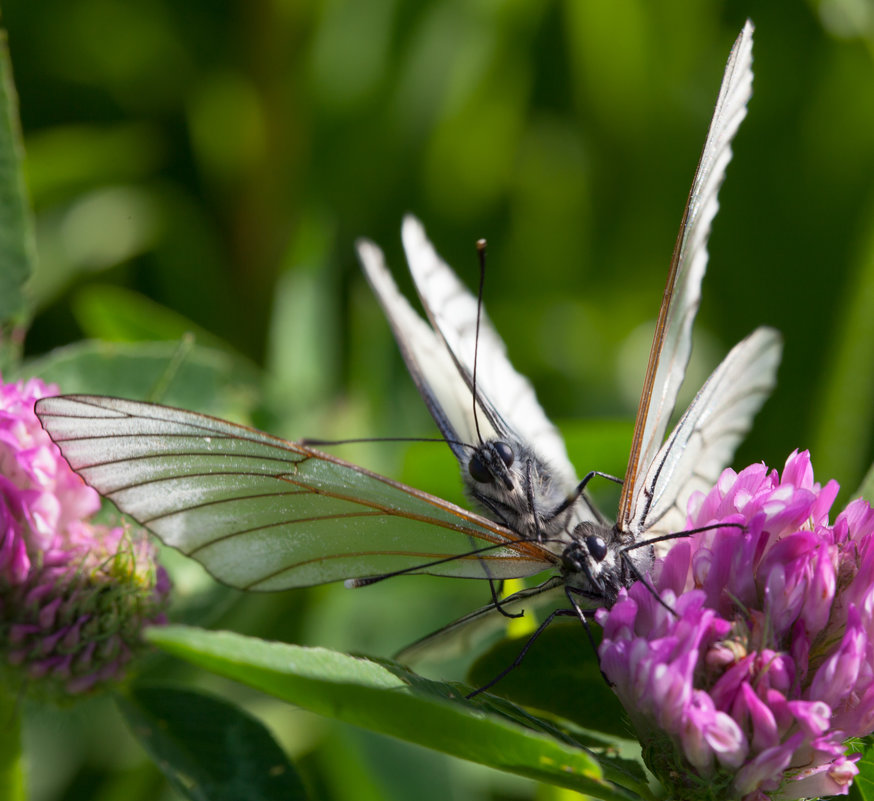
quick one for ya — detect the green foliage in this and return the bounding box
[118,686,310,801]
[0,693,25,801]
[852,740,874,800]
[21,339,261,416]
[147,625,650,801]
[0,31,36,366]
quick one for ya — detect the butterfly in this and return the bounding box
[36,21,778,631]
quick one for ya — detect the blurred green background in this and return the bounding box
[4,0,874,798]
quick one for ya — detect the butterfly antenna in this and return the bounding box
[300,435,473,450]
[471,238,488,445]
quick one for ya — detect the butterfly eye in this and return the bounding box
[468,454,493,484]
[586,534,608,563]
[494,441,514,467]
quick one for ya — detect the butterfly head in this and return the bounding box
[466,440,515,489]
[561,521,653,607]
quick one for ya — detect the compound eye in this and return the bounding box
[494,441,514,467]
[586,534,608,562]
[468,453,493,484]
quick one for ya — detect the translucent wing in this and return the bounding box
[619,21,755,530]
[358,220,577,491]
[356,238,498,463]
[35,395,558,590]
[629,326,782,538]
[401,216,578,489]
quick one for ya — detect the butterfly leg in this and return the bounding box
[545,470,622,528]
[616,548,676,617]
[563,585,622,688]
[465,605,578,699]
[485,576,525,619]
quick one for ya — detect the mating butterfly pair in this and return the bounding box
[36,21,778,654]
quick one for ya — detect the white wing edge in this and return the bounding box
[620,21,755,527]
[356,237,498,454]
[631,325,782,540]
[401,214,578,488]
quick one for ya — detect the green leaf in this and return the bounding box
[19,339,261,417]
[0,29,37,337]
[118,685,310,801]
[72,284,232,350]
[147,625,651,800]
[0,692,26,801]
[265,216,338,419]
[850,736,874,800]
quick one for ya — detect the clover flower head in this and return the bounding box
[597,451,871,800]
[1,376,170,700]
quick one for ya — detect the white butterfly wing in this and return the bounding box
[36,395,558,590]
[401,215,578,490]
[631,326,782,539]
[357,239,497,461]
[619,21,755,530]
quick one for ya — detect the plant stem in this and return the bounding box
[0,692,25,801]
